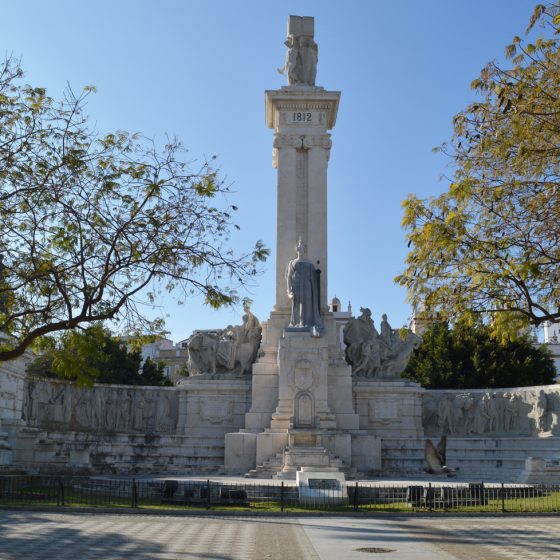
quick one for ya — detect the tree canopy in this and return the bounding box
[0,58,268,361]
[26,323,172,386]
[397,4,560,335]
[403,320,556,389]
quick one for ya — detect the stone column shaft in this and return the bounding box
[266,87,340,318]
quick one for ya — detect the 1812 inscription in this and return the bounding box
[289,111,319,124]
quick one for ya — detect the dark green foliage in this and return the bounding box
[403,320,556,389]
[140,357,171,386]
[26,324,172,387]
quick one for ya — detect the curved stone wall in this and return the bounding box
[23,379,179,435]
[423,385,560,437]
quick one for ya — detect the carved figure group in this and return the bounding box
[423,389,560,437]
[279,33,318,86]
[23,380,177,434]
[186,303,262,376]
[343,308,421,378]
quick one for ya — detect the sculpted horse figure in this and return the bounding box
[343,309,421,378]
[186,306,262,376]
[378,331,422,378]
[186,331,219,375]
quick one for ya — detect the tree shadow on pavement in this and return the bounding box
[0,511,236,560]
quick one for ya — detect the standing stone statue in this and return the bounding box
[286,239,323,334]
[380,313,393,347]
[299,35,318,85]
[281,35,300,85]
[278,16,318,86]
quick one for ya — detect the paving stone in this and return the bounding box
[1,511,560,560]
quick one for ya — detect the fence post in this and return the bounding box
[57,478,65,507]
[428,482,432,512]
[280,481,284,512]
[206,479,211,510]
[501,482,505,513]
[131,479,138,509]
[354,481,359,512]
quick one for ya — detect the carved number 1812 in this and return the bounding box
[293,112,312,122]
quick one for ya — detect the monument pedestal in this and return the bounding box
[225,320,380,476]
[353,380,425,439]
[225,28,380,477]
[271,330,336,430]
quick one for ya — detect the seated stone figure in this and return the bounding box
[186,303,262,376]
[343,308,421,378]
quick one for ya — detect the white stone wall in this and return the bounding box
[4,374,251,474]
[0,356,28,421]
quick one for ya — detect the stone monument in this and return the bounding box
[3,16,560,482]
[225,16,380,478]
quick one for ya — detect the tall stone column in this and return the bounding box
[266,88,340,316]
[225,17,371,477]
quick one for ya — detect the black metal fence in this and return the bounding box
[0,476,558,513]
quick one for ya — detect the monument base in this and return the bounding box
[353,379,425,439]
[297,468,347,505]
[519,457,560,484]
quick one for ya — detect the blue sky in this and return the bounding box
[1,1,538,341]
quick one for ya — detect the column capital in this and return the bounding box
[273,133,332,149]
[272,133,331,167]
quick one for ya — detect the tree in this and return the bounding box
[0,57,268,361]
[397,4,560,335]
[403,320,556,389]
[26,323,172,386]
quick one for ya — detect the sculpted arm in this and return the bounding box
[286,261,294,299]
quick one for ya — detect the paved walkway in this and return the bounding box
[1,511,560,559]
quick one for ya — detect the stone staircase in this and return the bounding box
[381,436,560,482]
[245,452,283,478]
[245,445,350,480]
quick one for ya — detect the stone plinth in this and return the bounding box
[228,317,364,476]
[224,432,257,473]
[177,377,251,437]
[328,356,360,430]
[353,380,425,439]
[271,330,335,430]
[351,432,382,472]
[519,457,560,484]
[297,468,347,505]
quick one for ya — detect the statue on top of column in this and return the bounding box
[286,239,323,335]
[278,15,318,87]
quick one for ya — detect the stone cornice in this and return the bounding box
[265,87,341,130]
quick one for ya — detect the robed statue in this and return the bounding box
[278,16,318,86]
[286,240,323,334]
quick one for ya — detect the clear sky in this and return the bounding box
[1,0,538,342]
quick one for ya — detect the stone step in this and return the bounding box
[247,445,349,479]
